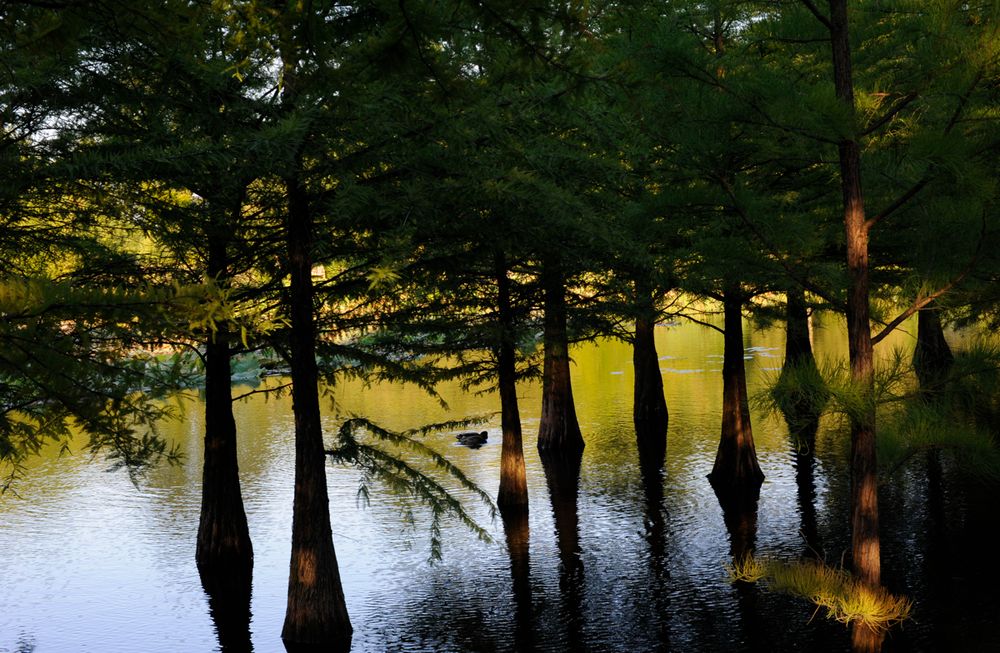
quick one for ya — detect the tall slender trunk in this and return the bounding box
[784,287,814,368]
[495,250,528,515]
[828,2,881,649]
[538,256,584,454]
[197,216,252,581]
[275,10,351,648]
[708,289,764,493]
[913,302,953,394]
[632,278,668,446]
[280,175,352,650]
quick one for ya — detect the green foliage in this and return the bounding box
[877,339,1000,481]
[327,417,497,561]
[758,337,1000,480]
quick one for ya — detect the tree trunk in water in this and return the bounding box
[280,176,352,650]
[495,251,528,515]
[913,303,953,395]
[197,220,252,583]
[708,291,764,493]
[828,2,882,649]
[779,287,827,429]
[633,280,668,447]
[537,257,584,454]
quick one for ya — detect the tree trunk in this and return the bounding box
[495,250,528,515]
[708,290,764,493]
[280,176,352,650]
[784,287,814,368]
[197,219,252,582]
[633,279,668,447]
[913,302,953,394]
[828,2,882,649]
[537,256,584,454]
[779,287,827,426]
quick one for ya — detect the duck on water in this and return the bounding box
[456,431,489,448]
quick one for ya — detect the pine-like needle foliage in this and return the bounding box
[327,417,497,561]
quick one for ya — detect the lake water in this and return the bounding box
[1,314,997,652]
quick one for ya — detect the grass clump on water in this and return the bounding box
[726,557,912,633]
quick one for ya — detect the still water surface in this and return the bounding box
[1,315,997,652]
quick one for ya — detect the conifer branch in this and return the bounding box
[871,213,985,346]
[860,91,919,137]
[865,70,983,231]
[715,177,843,309]
[799,0,832,30]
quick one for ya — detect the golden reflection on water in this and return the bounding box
[0,312,928,653]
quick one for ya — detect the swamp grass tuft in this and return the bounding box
[726,557,912,632]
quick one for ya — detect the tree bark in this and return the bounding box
[280,175,352,650]
[779,287,826,426]
[784,287,814,368]
[632,279,668,447]
[828,1,882,649]
[913,302,953,394]
[537,256,584,454]
[708,289,764,493]
[495,250,528,515]
[196,216,253,582]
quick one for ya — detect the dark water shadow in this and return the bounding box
[200,569,254,653]
[502,510,534,652]
[714,482,764,652]
[540,449,585,652]
[637,436,672,652]
[785,413,824,560]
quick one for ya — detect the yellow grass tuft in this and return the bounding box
[726,558,912,632]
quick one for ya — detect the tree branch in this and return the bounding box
[865,71,984,231]
[864,177,930,231]
[715,176,844,310]
[871,213,986,345]
[799,0,832,30]
[860,91,919,137]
